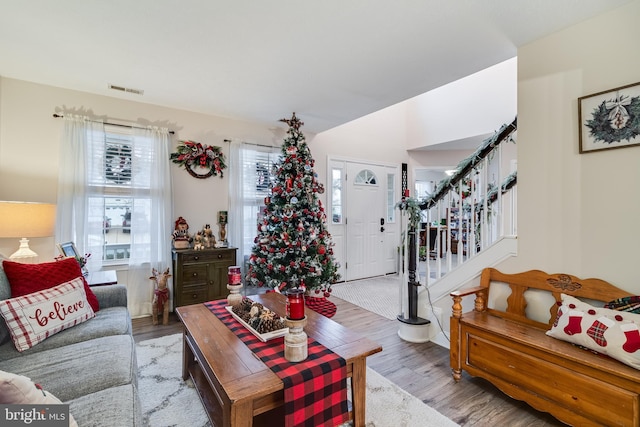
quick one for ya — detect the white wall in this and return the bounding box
[405,57,517,150]
[498,0,640,291]
[0,77,283,266]
[311,101,410,188]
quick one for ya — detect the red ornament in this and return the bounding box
[318,245,326,255]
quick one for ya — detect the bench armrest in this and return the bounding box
[91,284,128,309]
[451,286,485,298]
[451,286,487,318]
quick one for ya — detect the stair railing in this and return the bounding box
[418,117,517,284]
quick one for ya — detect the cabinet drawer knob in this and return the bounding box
[194,256,199,260]
[192,272,198,277]
[217,254,223,259]
[192,294,198,299]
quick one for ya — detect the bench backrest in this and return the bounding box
[481,268,632,330]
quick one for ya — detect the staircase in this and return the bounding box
[412,118,518,344]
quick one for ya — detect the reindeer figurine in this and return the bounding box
[150,268,171,325]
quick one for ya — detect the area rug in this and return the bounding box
[330,275,401,320]
[136,333,458,427]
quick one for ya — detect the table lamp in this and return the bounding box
[0,201,56,263]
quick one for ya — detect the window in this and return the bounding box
[387,173,396,223]
[86,126,142,263]
[239,145,280,257]
[355,169,377,185]
[331,168,343,224]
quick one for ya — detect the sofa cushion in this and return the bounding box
[67,383,139,427]
[0,334,137,402]
[547,293,640,370]
[0,278,95,352]
[0,306,131,361]
[0,369,78,427]
[2,258,99,312]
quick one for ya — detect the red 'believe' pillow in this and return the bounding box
[2,258,99,312]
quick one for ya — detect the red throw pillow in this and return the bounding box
[2,258,99,312]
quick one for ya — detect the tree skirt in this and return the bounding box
[263,289,338,318]
[305,296,337,318]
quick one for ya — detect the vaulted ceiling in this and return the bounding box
[0,1,632,133]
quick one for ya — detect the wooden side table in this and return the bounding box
[87,270,118,286]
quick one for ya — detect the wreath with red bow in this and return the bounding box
[170,140,226,179]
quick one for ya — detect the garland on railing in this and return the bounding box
[395,196,422,230]
[420,117,517,210]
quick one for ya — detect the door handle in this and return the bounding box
[380,226,385,232]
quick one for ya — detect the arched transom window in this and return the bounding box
[354,169,377,185]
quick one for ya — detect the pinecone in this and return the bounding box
[257,318,279,333]
[240,298,253,312]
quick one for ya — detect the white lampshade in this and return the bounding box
[0,201,57,263]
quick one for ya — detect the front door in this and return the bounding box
[344,162,398,281]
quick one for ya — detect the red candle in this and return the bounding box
[228,266,241,285]
[286,289,305,320]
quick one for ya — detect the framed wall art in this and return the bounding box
[579,81,640,153]
[57,241,79,258]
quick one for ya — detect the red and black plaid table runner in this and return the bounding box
[205,300,349,427]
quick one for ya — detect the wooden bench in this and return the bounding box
[450,268,640,427]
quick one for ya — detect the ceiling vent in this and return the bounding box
[108,84,144,95]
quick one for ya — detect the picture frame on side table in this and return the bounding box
[57,241,79,258]
[579,81,640,154]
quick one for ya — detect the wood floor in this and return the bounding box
[132,295,566,427]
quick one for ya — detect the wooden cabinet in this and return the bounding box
[172,248,237,308]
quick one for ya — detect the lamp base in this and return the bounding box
[9,238,39,264]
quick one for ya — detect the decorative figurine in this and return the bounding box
[203,224,216,248]
[217,211,228,247]
[193,231,205,250]
[150,268,171,326]
[172,217,191,249]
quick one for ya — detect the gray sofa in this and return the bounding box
[0,262,140,426]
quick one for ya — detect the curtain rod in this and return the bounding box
[241,141,280,149]
[52,113,175,135]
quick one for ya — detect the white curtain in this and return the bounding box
[56,115,105,266]
[57,118,172,317]
[228,142,279,278]
[127,126,173,317]
[228,141,244,272]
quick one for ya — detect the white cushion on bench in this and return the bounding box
[547,293,640,370]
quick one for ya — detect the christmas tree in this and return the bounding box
[246,113,340,295]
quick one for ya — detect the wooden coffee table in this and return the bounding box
[176,292,382,427]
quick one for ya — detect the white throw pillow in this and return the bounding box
[547,293,640,370]
[0,369,77,427]
[0,277,95,352]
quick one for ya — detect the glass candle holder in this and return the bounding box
[228,266,241,285]
[286,288,305,320]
